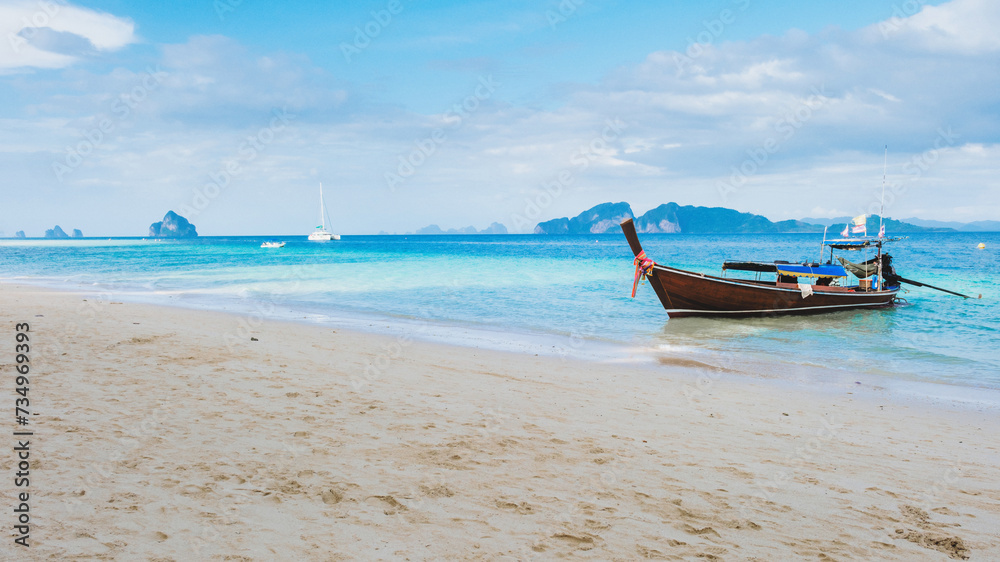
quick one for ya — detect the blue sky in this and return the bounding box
[2,0,998,235]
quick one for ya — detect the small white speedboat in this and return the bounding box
[261,241,286,248]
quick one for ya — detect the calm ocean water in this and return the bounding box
[2,232,997,389]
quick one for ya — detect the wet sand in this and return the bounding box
[3,283,998,560]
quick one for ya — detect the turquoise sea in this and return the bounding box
[2,232,997,389]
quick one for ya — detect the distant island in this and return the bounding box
[43,225,83,238]
[44,225,68,238]
[149,211,198,238]
[414,222,508,235]
[804,216,1000,232]
[534,202,991,234]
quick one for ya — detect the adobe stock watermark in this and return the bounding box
[221,263,312,354]
[341,0,407,63]
[213,0,246,21]
[738,413,844,518]
[349,301,448,391]
[51,66,168,182]
[901,127,959,177]
[554,299,615,361]
[856,127,959,221]
[6,0,66,54]
[878,0,925,39]
[674,0,751,71]
[177,107,295,217]
[384,75,499,192]
[516,441,639,559]
[389,405,510,526]
[350,332,415,391]
[917,460,964,512]
[716,85,831,203]
[63,404,174,516]
[509,118,629,232]
[546,0,585,28]
[351,278,464,391]
[679,353,744,412]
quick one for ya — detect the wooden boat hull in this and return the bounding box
[620,219,898,318]
[649,264,898,318]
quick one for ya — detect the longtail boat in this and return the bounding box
[620,218,906,318]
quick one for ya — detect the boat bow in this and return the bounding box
[621,219,674,310]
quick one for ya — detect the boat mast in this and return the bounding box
[819,226,828,263]
[879,145,887,238]
[877,146,887,289]
[319,182,326,230]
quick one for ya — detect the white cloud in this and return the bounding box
[155,35,348,122]
[868,88,900,103]
[877,0,1000,53]
[0,0,135,73]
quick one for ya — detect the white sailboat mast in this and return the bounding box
[319,182,326,230]
[879,146,887,237]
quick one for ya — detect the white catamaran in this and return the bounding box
[308,182,340,241]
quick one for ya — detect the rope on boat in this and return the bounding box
[631,250,656,298]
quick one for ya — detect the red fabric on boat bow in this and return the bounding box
[631,250,656,298]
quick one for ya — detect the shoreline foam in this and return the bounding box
[5,277,999,400]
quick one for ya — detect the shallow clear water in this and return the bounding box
[1,232,997,388]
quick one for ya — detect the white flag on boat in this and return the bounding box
[840,224,850,237]
[850,214,867,235]
[878,224,885,238]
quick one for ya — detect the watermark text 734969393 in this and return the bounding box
[12,322,33,548]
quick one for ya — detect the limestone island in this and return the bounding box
[149,211,198,238]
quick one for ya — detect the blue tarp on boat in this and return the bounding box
[775,264,849,278]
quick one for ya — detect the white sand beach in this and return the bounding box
[3,283,998,560]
